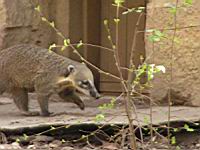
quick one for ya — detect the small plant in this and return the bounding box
[31,0,197,149]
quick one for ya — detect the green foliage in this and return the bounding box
[50,21,55,28]
[104,19,108,25]
[61,139,66,143]
[41,17,48,22]
[77,40,83,48]
[169,7,177,15]
[48,43,56,52]
[176,146,181,150]
[23,134,29,141]
[34,5,41,12]
[184,0,193,5]
[114,18,120,24]
[64,39,70,46]
[98,98,116,110]
[133,63,165,85]
[148,29,165,42]
[50,126,56,130]
[184,124,195,132]
[171,136,176,144]
[15,138,20,143]
[95,114,105,122]
[173,128,179,132]
[122,7,145,15]
[114,0,125,6]
[143,116,149,125]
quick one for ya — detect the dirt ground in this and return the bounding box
[1,94,200,149]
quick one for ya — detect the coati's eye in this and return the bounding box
[82,80,89,85]
[78,80,89,89]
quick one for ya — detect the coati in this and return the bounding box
[0,44,100,116]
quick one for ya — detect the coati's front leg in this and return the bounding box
[37,93,52,116]
[11,88,40,116]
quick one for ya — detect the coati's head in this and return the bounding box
[55,63,100,110]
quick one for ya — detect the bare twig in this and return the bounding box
[168,0,179,148]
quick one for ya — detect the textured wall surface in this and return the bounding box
[146,0,200,105]
[0,0,55,49]
[0,0,6,49]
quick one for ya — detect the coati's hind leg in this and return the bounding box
[11,88,40,116]
[0,82,6,95]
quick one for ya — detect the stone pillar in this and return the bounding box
[0,0,54,49]
[146,0,200,105]
[0,0,7,49]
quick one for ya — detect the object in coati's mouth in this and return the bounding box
[0,44,100,116]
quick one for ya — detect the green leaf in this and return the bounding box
[148,35,161,42]
[184,0,193,5]
[104,19,108,25]
[114,18,120,24]
[122,8,135,15]
[107,35,111,40]
[135,9,143,13]
[114,0,125,6]
[64,39,70,46]
[122,11,129,15]
[184,124,194,132]
[95,114,105,122]
[169,7,177,14]
[154,30,164,37]
[61,139,66,143]
[143,116,149,124]
[16,138,20,143]
[138,7,145,10]
[148,30,164,42]
[81,135,86,139]
[61,46,66,51]
[173,128,178,132]
[34,5,41,12]
[176,146,181,150]
[48,43,56,52]
[50,21,55,28]
[41,17,47,22]
[146,29,154,33]
[77,40,83,48]
[23,134,28,140]
[171,136,176,144]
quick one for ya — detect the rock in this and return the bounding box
[146,0,200,106]
[0,142,22,149]
[102,142,120,150]
[49,140,62,148]
[0,132,7,144]
[31,135,54,143]
[61,146,74,150]
[27,144,36,149]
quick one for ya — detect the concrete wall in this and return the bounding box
[146,0,200,105]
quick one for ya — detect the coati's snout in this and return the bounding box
[76,79,101,99]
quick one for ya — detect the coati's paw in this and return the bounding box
[21,111,40,116]
[78,102,85,110]
[40,111,53,117]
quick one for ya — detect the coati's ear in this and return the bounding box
[67,65,75,73]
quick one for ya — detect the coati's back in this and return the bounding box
[0,44,81,91]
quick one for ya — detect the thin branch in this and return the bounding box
[168,0,179,148]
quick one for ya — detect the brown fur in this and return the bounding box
[0,44,89,116]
